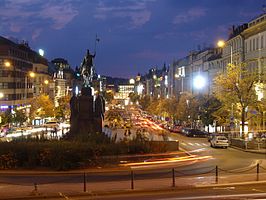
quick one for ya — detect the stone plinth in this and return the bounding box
[68,87,105,139]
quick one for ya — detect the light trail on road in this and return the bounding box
[119,155,212,167]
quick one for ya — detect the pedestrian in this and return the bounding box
[113,132,117,142]
[124,129,127,137]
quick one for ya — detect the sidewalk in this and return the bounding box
[230,145,266,154]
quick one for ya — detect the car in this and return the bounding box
[208,133,220,142]
[181,128,191,136]
[186,129,208,138]
[171,125,183,133]
[43,121,59,129]
[210,135,229,148]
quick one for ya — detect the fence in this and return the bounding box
[0,164,266,198]
[231,138,266,150]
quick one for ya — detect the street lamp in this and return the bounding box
[217,40,235,134]
[25,71,35,102]
[4,61,11,67]
[217,39,233,65]
[44,80,49,95]
[193,74,206,90]
[0,92,4,99]
[29,72,35,78]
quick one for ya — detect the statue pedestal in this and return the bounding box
[69,87,104,138]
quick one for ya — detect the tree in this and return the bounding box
[176,92,199,124]
[103,90,114,104]
[199,95,221,127]
[0,109,27,126]
[0,109,13,126]
[105,110,124,127]
[251,96,266,131]
[154,98,178,120]
[30,95,55,120]
[55,95,71,120]
[213,63,259,138]
[13,109,27,125]
[139,95,151,110]
[147,97,160,115]
[128,92,140,104]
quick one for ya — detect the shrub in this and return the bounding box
[0,132,169,170]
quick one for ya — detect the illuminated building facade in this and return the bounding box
[0,36,38,110]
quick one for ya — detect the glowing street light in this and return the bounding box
[0,92,4,98]
[217,39,232,64]
[38,49,44,56]
[217,40,225,48]
[29,72,35,78]
[193,75,206,90]
[25,72,36,101]
[4,61,11,67]
[44,80,49,85]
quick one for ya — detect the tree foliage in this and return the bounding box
[103,90,114,103]
[0,109,27,126]
[139,95,152,110]
[30,95,55,120]
[128,92,140,104]
[105,110,124,127]
[213,63,260,136]
[13,109,27,125]
[55,95,71,120]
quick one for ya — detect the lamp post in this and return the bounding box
[217,40,233,65]
[25,72,35,103]
[4,61,11,68]
[193,74,206,91]
[217,40,235,135]
[44,79,49,95]
[175,73,184,94]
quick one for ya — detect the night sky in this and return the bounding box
[0,0,264,78]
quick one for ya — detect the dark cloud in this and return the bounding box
[93,1,152,29]
[0,0,262,77]
[0,0,78,39]
[173,7,207,24]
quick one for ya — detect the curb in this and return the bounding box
[195,180,266,188]
[229,145,266,154]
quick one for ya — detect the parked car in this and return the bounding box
[181,128,191,136]
[171,125,183,133]
[210,135,229,148]
[186,129,208,138]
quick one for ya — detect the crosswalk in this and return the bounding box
[180,141,209,147]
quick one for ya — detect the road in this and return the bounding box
[0,108,265,199]
[168,132,266,170]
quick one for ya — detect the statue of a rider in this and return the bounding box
[80,49,95,87]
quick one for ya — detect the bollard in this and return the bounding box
[215,166,218,184]
[31,182,39,196]
[131,170,134,190]
[172,168,175,187]
[257,163,259,181]
[34,183,38,192]
[83,172,87,192]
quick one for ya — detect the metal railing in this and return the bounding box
[0,164,265,194]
